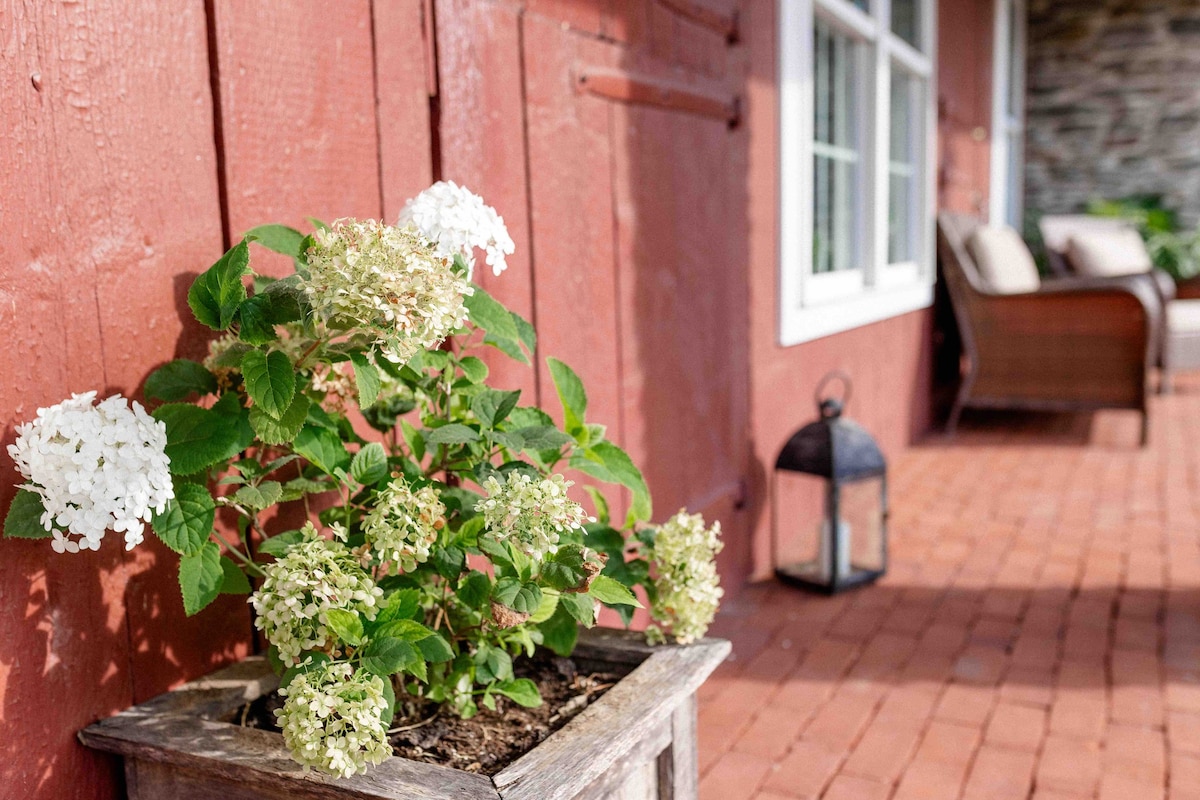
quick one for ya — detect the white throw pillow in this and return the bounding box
[966,226,1041,294]
[1067,228,1152,277]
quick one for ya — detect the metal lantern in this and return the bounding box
[773,372,888,594]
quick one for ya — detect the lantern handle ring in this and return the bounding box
[815,370,852,417]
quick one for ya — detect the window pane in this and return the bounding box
[888,69,923,264]
[891,0,921,48]
[813,19,863,274]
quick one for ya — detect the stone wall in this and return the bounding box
[1025,0,1200,226]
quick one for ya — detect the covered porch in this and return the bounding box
[698,379,1200,799]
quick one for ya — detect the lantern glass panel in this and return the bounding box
[837,475,886,575]
[774,471,828,576]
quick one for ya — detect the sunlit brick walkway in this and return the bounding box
[698,378,1200,800]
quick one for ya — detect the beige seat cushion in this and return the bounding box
[1067,228,1152,277]
[966,226,1041,294]
[1167,299,1200,334]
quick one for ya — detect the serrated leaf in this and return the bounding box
[249,392,310,446]
[424,424,481,445]
[493,678,542,708]
[584,487,611,525]
[472,389,521,429]
[559,591,597,627]
[514,425,575,451]
[3,490,51,539]
[362,637,419,677]
[232,481,282,510]
[458,571,492,610]
[529,591,560,624]
[589,574,643,608]
[245,224,305,258]
[539,604,580,656]
[464,285,520,341]
[241,349,295,420]
[541,546,589,591]
[188,240,250,330]
[219,556,252,594]
[380,675,396,723]
[258,529,307,558]
[493,577,543,614]
[570,441,652,527]
[375,619,434,642]
[487,429,525,451]
[547,357,587,434]
[350,442,388,485]
[417,633,454,663]
[400,420,425,461]
[374,588,421,627]
[153,404,244,476]
[151,483,215,555]
[324,608,364,646]
[432,545,465,580]
[458,356,489,383]
[235,294,279,346]
[349,352,381,409]
[144,360,217,402]
[512,311,536,355]
[473,645,513,684]
[179,541,223,616]
[294,425,351,475]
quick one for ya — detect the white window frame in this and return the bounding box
[779,0,938,346]
[989,0,1025,227]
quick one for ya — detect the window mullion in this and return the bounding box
[867,0,891,287]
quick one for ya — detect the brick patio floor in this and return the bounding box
[698,381,1200,800]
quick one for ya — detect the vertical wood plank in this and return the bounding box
[212,0,383,253]
[0,0,234,796]
[434,0,538,397]
[658,694,698,799]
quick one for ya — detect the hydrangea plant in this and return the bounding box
[4,181,723,778]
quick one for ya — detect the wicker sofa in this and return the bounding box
[937,212,1160,444]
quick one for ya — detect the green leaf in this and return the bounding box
[529,591,560,624]
[486,429,525,452]
[541,546,589,592]
[484,331,532,365]
[153,404,244,476]
[494,678,542,708]
[570,441,652,527]
[249,392,311,446]
[458,356,489,384]
[294,425,351,475]
[151,483,215,555]
[512,311,537,355]
[4,490,51,539]
[560,591,597,627]
[349,352,381,409]
[547,358,587,434]
[514,425,575,451]
[417,633,454,663]
[219,556,252,594]
[375,619,435,642]
[245,224,305,258]
[280,652,332,690]
[258,529,306,558]
[188,240,250,330]
[432,545,466,580]
[145,360,217,402]
[241,349,295,420]
[232,481,282,510]
[424,424,481,445]
[584,487,611,525]
[362,637,419,677]
[351,443,388,485]
[458,571,492,610]
[589,574,643,608]
[539,604,580,656]
[473,645,513,684]
[472,389,521,429]
[493,577,543,614]
[400,420,425,461]
[179,541,224,616]
[374,588,421,627]
[324,608,364,646]
[380,675,397,724]
[235,294,279,346]
[464,285,520,341]
[258,276,307,322]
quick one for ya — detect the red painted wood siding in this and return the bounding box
[1,0,994,795]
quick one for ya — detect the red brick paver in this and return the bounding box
[699,391,1200,799]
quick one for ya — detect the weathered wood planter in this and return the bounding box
[80,629,729,800]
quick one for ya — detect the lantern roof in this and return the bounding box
[775,398,886,481]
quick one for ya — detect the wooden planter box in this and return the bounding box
[80,629,729,800]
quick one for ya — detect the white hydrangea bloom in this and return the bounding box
[7,392,173,553]
[276,660,391,778]
[250,524,384,665]
[648,510,724,645]
[302,219,471,364]
[476,473,591,560]
[363,481,445,573]
[398,180,515,279]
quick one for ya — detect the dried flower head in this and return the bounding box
[363,481,445,573]
[250,523,384,665]
[7,392,173,553]
[476,473,591,560]
[303,219,471,364]
[648,510,724,645]
[398,180,515,279]
[276,660,391,777]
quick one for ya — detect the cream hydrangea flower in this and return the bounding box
[250,523,384,665]
[648,510,724,645]
[276,660,391,777]
[398,180,515,279]
[363,481,445,573]
[7,392,173,553]
[476,473,591,560]
[302,219,471,364]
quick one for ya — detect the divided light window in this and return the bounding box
[779,0,937,345]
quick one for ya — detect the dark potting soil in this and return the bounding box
[233,655,625,776]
